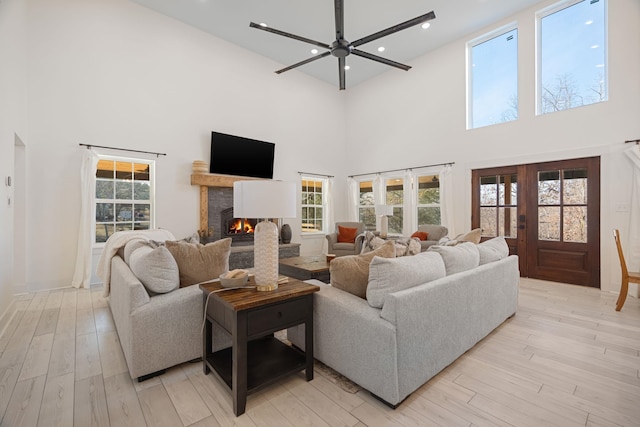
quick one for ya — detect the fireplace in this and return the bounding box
[220,207,257,245]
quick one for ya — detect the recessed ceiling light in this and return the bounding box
[585,20,593,25]
[591,44,599,49]
[421,22,431,30]
[344,65,350,71]
[596,64,605,68]
[259,22,268,27]
[311,49,319,54]
[377,46,385,52]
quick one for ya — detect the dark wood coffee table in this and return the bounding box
[200,279,320,416]
[278,255,331,283]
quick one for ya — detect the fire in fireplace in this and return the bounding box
[228,218,256,234]
[221,207,258,245]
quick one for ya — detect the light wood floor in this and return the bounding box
[0,278,639,427]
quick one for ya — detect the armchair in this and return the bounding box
[416,224,448,251]
[326,222,366,257]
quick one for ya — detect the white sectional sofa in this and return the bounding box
[288,239,519,406]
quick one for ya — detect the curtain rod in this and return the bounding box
[625,139,640,144]
[79,143,167,157]
[348,161,454,178]
[298,171,335,178]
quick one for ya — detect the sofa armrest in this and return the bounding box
[354,233,366,253]
[326,233,338,252]
[110,255,150,314]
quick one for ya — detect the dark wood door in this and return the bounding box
[472,157,600,287]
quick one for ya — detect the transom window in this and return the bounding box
[537,0,607,114]
[95,157,154,243]
[467,25,518,129]
[301,178,325,233]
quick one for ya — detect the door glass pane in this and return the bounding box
[563,168,587,204]
[499,174,518,205]
[499,207,518,237]
[480,207,497,237]
[538,170,560,204]
[539,206,561,240]
[563,206,587,242]
[480,176,497,205]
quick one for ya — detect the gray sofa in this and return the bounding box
[288,243,519,406]
[416,224,448,251]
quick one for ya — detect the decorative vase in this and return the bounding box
[281,223,292,244]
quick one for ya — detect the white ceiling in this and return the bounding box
[130,0,543,89]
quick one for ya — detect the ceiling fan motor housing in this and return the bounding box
[331,39,352,57]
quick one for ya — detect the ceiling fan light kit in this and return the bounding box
[250,0,436,90]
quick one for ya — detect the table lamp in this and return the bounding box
[375,204,394,238]
[234,180,297,291]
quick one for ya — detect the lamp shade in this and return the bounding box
[233,180,297,219]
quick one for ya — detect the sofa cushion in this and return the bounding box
[477,236,510,265]
[129,246,180,294]
[410,231,429,241]
[367,251,446,308]
[337,226,358,243]
[330,241,396,298]
[428,242,480,275]
[166,238,232,287]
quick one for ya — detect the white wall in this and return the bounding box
[345,0,640,293]
[24,0,348,291]
[0,0,28,327]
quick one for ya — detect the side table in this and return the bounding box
[200,279,319,416]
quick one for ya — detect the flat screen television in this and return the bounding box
[209,131,275,179]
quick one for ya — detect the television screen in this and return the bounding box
[210,132,275,179]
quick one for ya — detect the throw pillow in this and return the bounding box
[149,232,200,248]
[129,246,180,294]
[410,231,429,241]
[330,241,396,298]
[477,236,510,265]
[123,238,151,265]
[366,251,446,308]
[166,238,232,287]
[453,228,482,244]
[428,242,480,275]
[337,226,358,243]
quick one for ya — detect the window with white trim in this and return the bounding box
[385,177,404,235]
[537,0,607,114]
[417,174,441,225]
[467,24,518,129]
[95,156,154,244]
[301,177,326,233]
[358,180,376,231]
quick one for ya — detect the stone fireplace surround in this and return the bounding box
[191,172,300,269]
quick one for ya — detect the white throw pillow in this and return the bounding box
[129,246,180,294]
[123,238,150,265]
[477,236,509,265]
[428,242,480,275]
[366,251,446,308]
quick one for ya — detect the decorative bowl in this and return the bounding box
[219,271,249,288]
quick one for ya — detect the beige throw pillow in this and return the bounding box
[166,238,232,287]
[454,228,482,244]
[129,246,180,294]
[330,241,396,299]
[367,251,446,308]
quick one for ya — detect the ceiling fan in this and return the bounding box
[249,1,436,90]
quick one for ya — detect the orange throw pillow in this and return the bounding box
[411,231,429,241]
[337,226,358,243]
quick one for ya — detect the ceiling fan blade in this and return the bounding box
[351,49,411,71]
[249,22,330,49]
[275,51,331,74]
[335,0,344,40]
[338,57,346,90]
[351,11,436,47]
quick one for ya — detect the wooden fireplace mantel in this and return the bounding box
[190,173,261,233]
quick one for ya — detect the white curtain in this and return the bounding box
[325,177,335,234]
[373,175,385,230]
[624,145,640,275]
[72,149,99,288]
[346,177,359,222]
[439,164,455,237]
[403,170,416,236]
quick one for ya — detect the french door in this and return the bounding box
[472,157,600,287]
